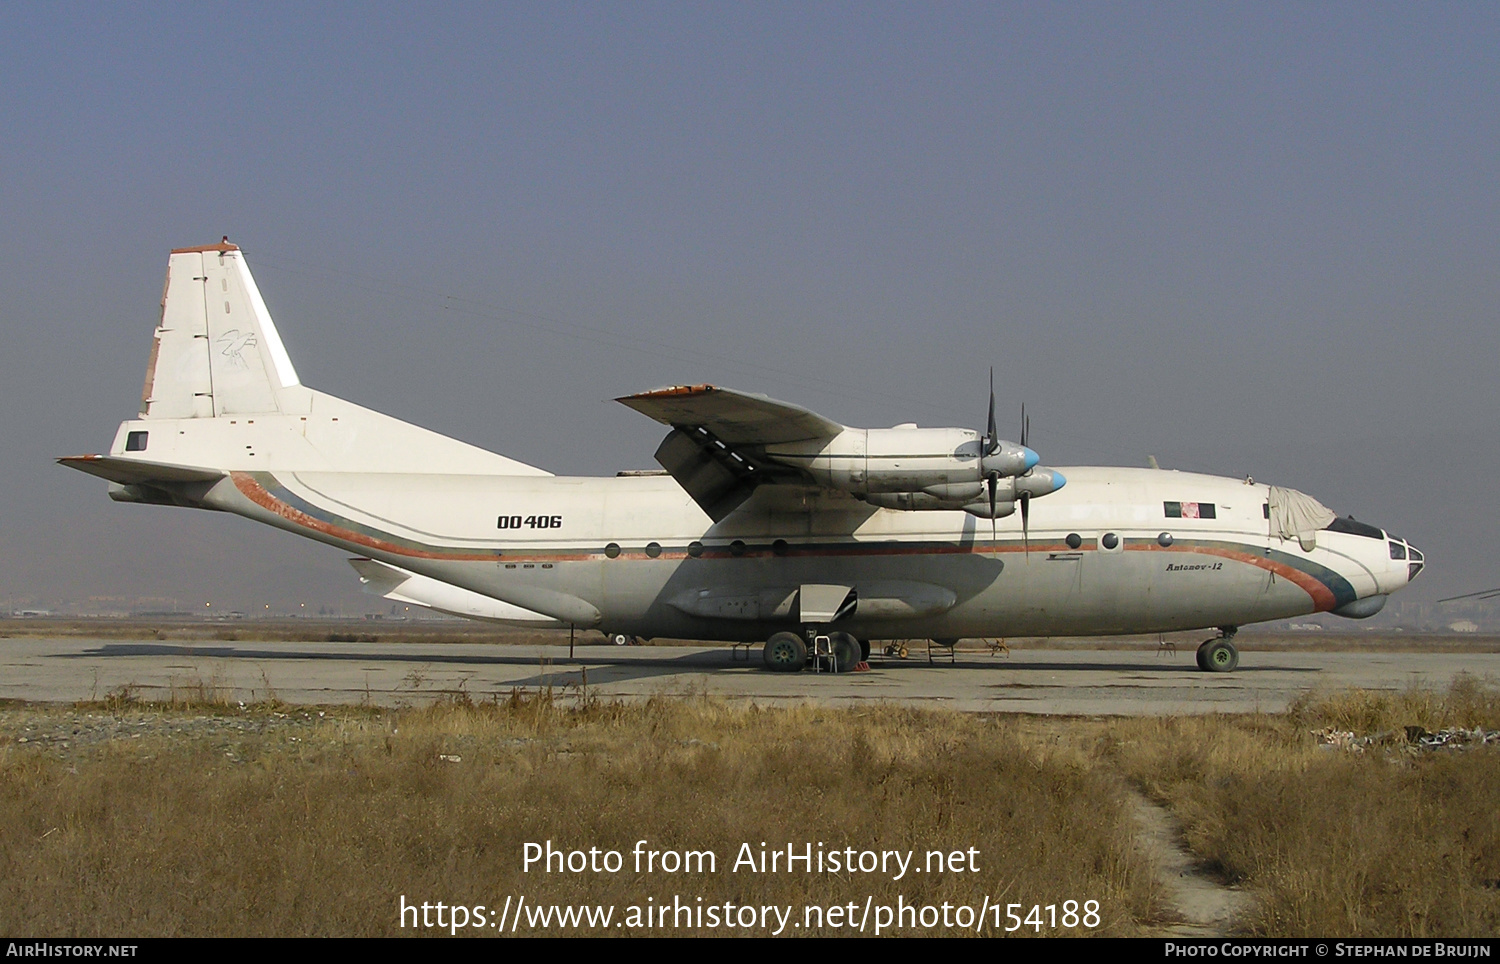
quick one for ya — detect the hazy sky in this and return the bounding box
[3,4,1497,613]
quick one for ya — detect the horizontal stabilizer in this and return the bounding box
[57,454,224,486]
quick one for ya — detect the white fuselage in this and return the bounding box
[74,244,1416,645]
[112,407,1407,641]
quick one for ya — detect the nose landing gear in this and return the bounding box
[1195,627,1239,673]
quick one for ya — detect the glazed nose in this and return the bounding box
[1388,537,1424,584]
[1406,543,1424,582]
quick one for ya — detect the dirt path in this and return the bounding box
[1130,790,1252,937]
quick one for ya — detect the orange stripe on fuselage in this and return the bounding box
[232,472,505,562]
[232,473,1338,610]
[1126,543,1337,611]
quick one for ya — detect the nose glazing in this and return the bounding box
[1406,542,1424,582]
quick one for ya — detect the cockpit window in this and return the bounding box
[1389,541,1407,560]
[1326,516,1384,540]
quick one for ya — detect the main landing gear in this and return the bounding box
[1195,626,1239,673]
[761,629,868,673]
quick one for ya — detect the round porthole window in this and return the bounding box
[687,541,704,558]
[772,539,789,556]
[645,542,662,558]
[1065,533,1082,549]
[604,543,621,559]
[729,540,746,556]
[1101,532,1119,550]
[1158,532,1173,547]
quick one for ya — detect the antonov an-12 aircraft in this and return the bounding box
[61,242,1424,673]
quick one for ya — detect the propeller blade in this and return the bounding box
[1020,491,1031,557]
[988,472,997,542]
[986,368,998,456]
[1020,403,1028,449]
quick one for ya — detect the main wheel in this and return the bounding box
[1202,639,1239,673]
[1195,641,1211,671]
[612,633,631,646]
[828,631,861,673]
[762,632,808,672]
[857,638,870,662]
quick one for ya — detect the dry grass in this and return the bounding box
[8,680,1499,937]
[0,694,1156,937]
[1289,673,1500,734]
[1101,677,1500,937]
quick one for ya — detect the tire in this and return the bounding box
[1202,639,1239,673]
[857,638,870,662]
[829,632,861,672]
[1195,641,1210,671]
[763,632,807,672]
[612,633,630,646]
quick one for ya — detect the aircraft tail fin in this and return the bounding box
[141,240,303,419]
[113,241,551,477]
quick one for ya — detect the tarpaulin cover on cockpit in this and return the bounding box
[1269,485,1337,551]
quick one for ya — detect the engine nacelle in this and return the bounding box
[866,491,1020,515]
[764,427,1037,498]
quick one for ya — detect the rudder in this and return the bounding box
[141,239,301,419]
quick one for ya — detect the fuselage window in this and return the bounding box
[687,541,704,558]
[1158,532,1173,547]
[125,431,148,452]
[645,542,662,558]
[1101,532,1119,550]
[604,543,621,559]
[729,540,746,556]
[772,539,789,556]
[1065,533,1082,550]
[1164,501,1215,519]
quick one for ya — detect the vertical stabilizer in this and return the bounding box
[141,240,302,419]
[125,241,549,476]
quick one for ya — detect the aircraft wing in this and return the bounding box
[616,385,845,521]
[616,384,844,444]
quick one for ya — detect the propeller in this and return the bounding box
[977,370,1053,551]
[1019,403,1031,556]
[983,369,1000,541]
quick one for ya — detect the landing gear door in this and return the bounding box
[797,584,856,623]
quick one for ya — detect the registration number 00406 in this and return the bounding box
[497,515,563,530]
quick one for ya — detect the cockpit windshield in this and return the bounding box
[1325,516,1384,540]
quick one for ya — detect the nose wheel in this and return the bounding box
[1195,632,1239,672]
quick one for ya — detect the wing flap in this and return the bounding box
[653,429,760,522]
